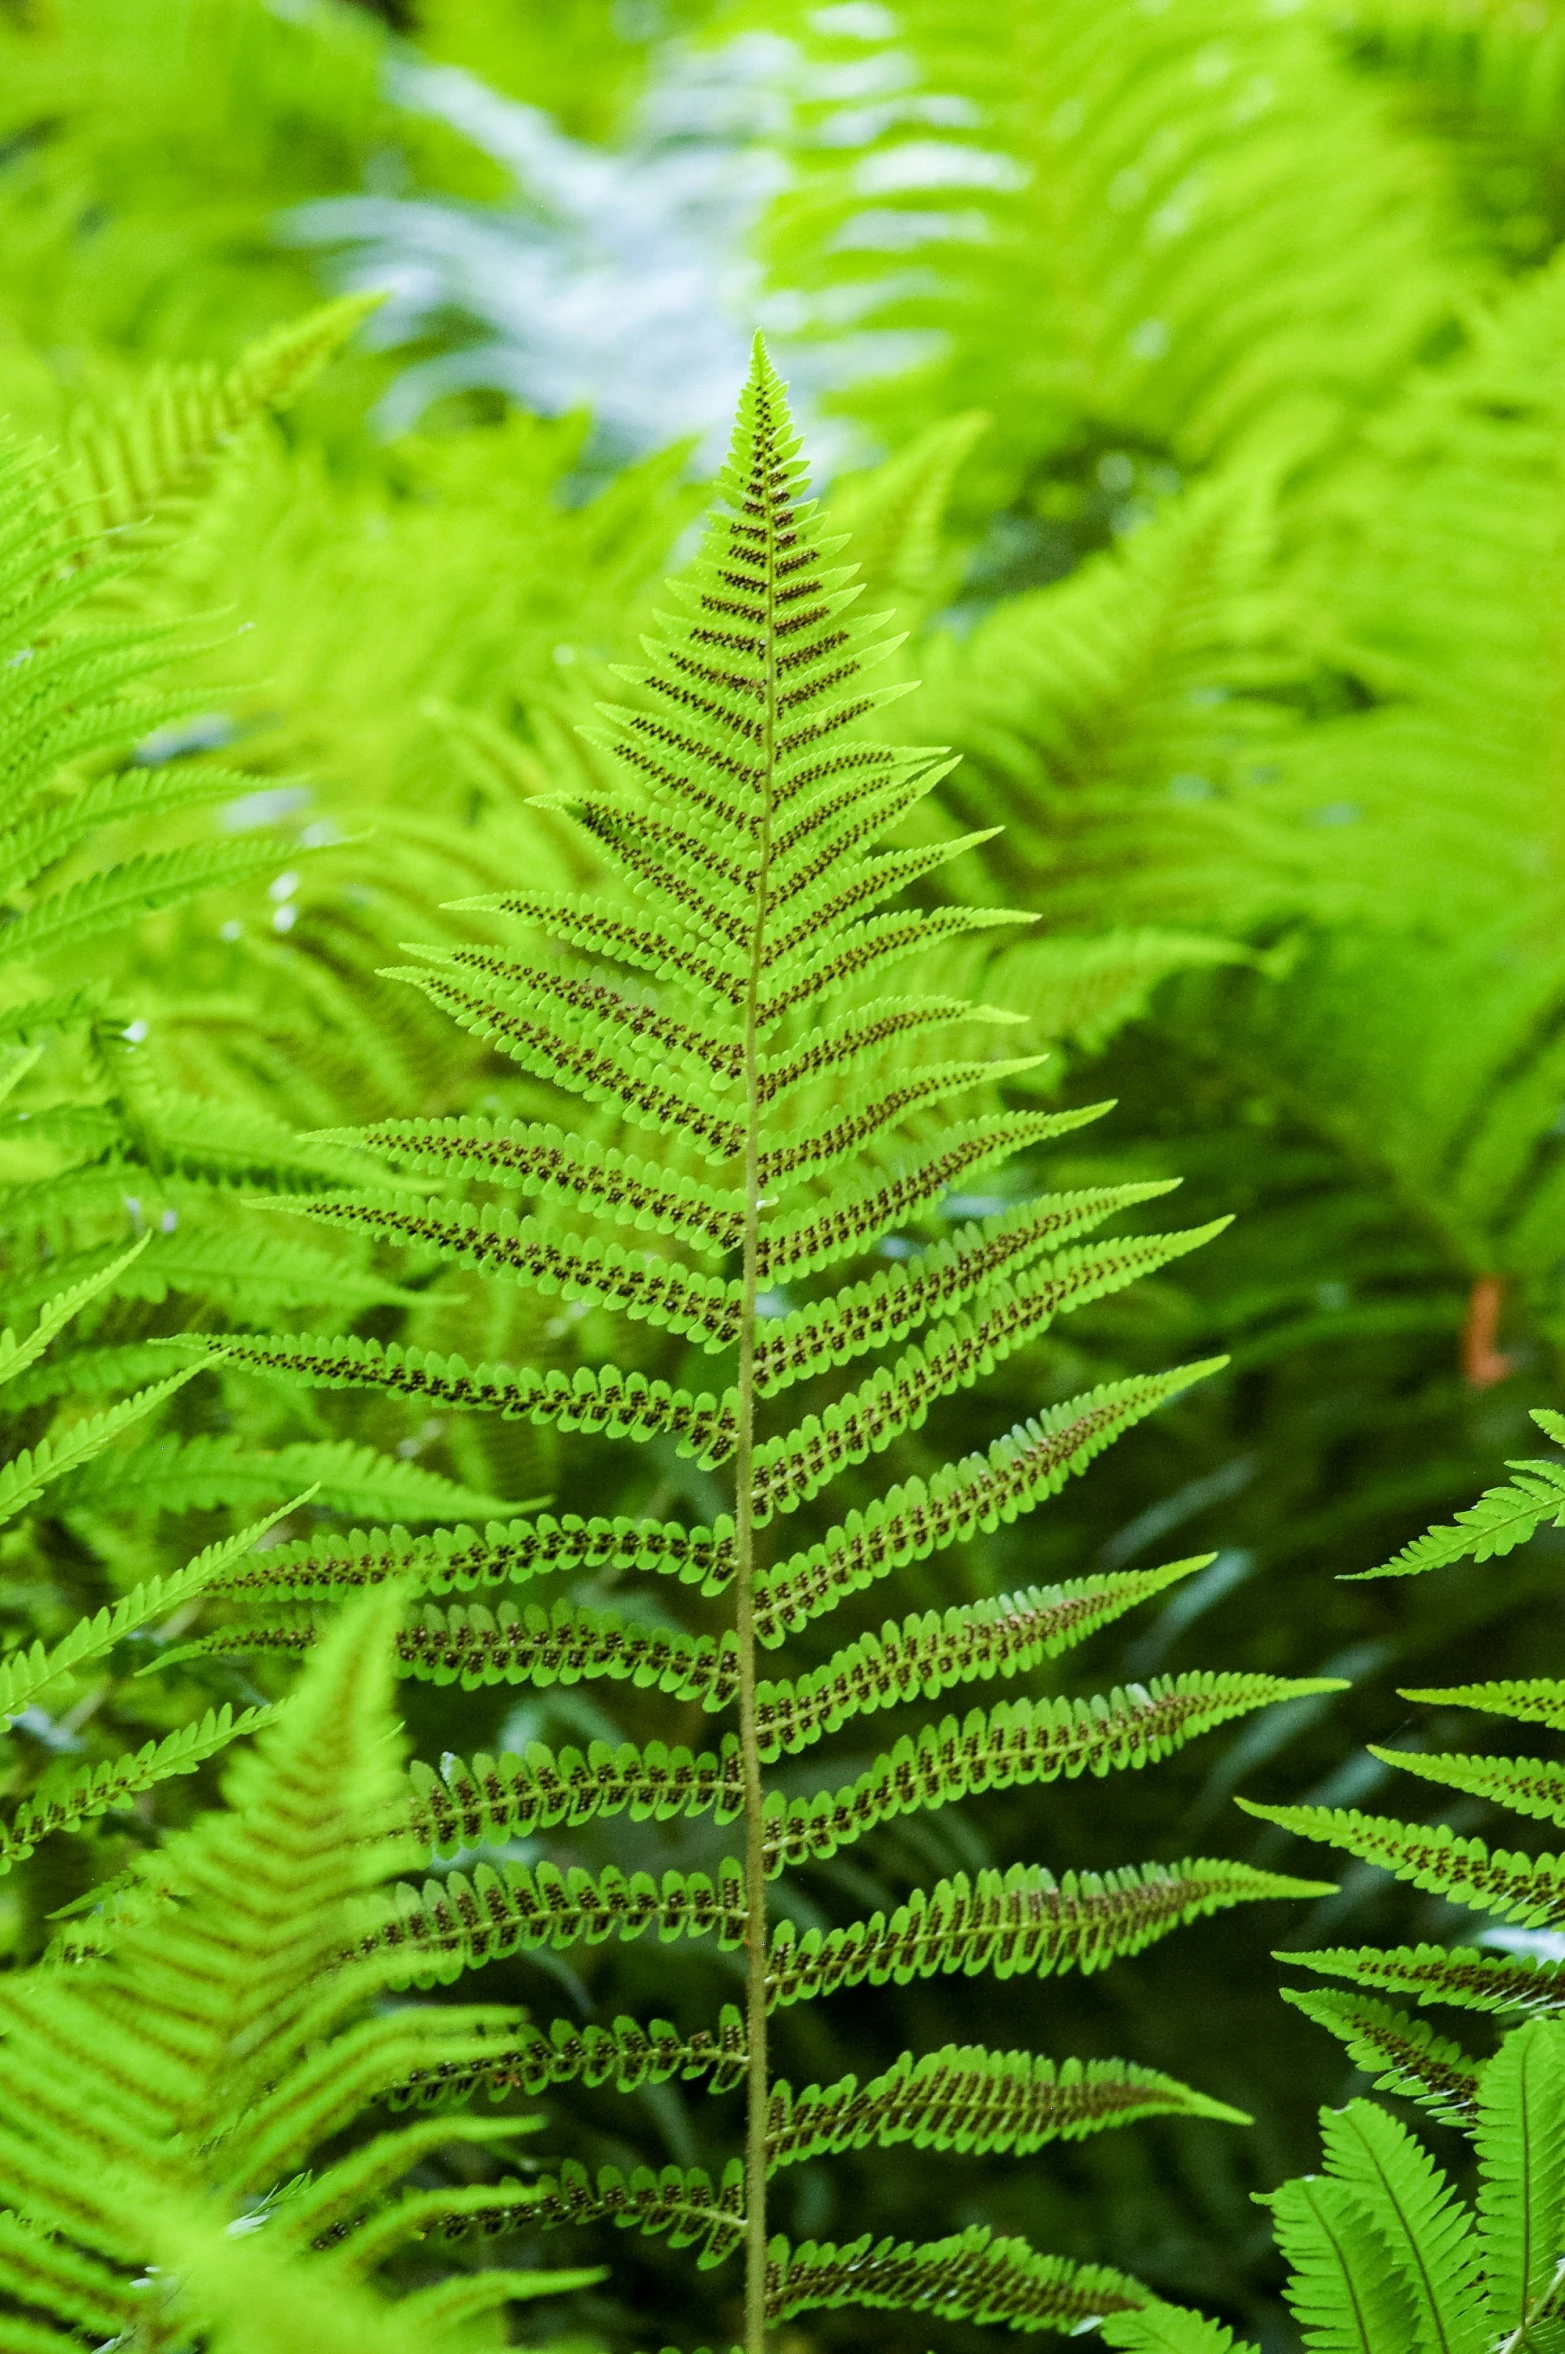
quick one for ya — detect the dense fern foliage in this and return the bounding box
[11,0,1565,2342]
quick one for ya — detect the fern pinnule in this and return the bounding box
[218,343,1330,2347]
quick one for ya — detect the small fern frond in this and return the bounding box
[1399,1679,1565,1730]
[763,1859,1332,2009]
[1476,2016,1565,2338]
[1289,1943,1565,2018]
[189,1329,740,1465]
[767,2224,1147,2331]
[0,1502,295,1721]
[1358,1416,1565,1577]
[767,2045,1247,2166]
[1281,1988,1484,2125]
[0,1359,202,1529]
[60,294,379,542]
[1366,1742,1565,1827]
[0,1703,277,1874]
[390,2008,750,2107]
[1101,2303,1260,2353]
[1241,1799,1565,1926]
[1315,2101,1486,2353]
[0,1588,586,2335]
[1266,2170,1417,2354]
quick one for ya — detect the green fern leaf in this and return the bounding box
[1239,1799,1565,1925]
[767,2224,1146,2329]
[0,1235,151,1390]
[229,338,1319,2332]
[1281,1989,1484,2125]
[1267,2171,1417,2354]
[755,1559,1215,1742]
[332,1114,747,1254]
[61,293,379,540]
[764,1858,1333,2007]
[389,2008,750,2106]
[0,1360,202,1529]
[1399,1679,1565,1730]
[767,2044,1247,2166]
[1359,1420,1565,1577]
[1101,2301,1261,2354]
[1367,1742,1565,1827]
[1476,2016,1565,2337]
[187,1330,739,1464]
[1316,2101,1486,2353]
[59,1432,524,1523]
[0,1500,299,1722]
[0,1704,277,1873]
[754,1348,1223,1529]
[1288,1942,1565,2017]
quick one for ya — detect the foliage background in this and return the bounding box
[3,0,1564,2346]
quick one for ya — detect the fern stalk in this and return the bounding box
[732,356,786,2354]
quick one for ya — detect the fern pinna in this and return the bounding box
[189,343,1333,2349]
[1246,1409,1565,2120]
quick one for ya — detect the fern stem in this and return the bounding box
[734,360,782,2354]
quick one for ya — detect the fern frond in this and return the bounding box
[61,1432,522,1523]
[390,2007,750,2106]
[188,1330,739,1464]
[1101,2303,1260,2354]
[0,1503,295,1720]
[61,294,379,540]
[1476,2016,1565,2338]
[0,1235,150,1389]
[1267,2170,1417,2354]
[751,1183,1179,1391]
[1288,1943,1565,2017]
[1316,2101,1486,2353]
[378,1858,749,1986]
[764,1858,1332,2007]
[1399,1680,1565,1731]
[207,1508,734,1604]
[767,2045,1247,2167]
[1240,1799,1565,1925]
[0,1588,589,2334]
[753,1102,1113,1282]
[268,1187,745,1349]
[0,1359,202,1529]
[755,1559,1214,1742]
[333,1114,747,1254]
[0,1704,277,1873]
[766,2223,1146,2328]
[1366,1743,1565,1828]
[220,338,1315,2334]
[1360,1422,1565,1576]
[440,2156,746,2267]
[1280,1989,1484,2125]
[752,1358,1222,1566]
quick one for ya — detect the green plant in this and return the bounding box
[1099,2018,1565,2351]
[157,342,1345,2350]
[0,1580,599,2352]
[1240,1409,1565,2103]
